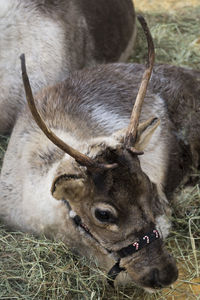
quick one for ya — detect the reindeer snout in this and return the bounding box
[122,242,178,290]
[143,262,178,289]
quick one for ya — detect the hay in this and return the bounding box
[0,229,108,300]
[133,6,200,69]
[134,0,200,12]
[0,2,200,299]
[0,219,199,299]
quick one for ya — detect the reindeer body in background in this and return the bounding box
[0,0,136,134]
[0,15,200,291]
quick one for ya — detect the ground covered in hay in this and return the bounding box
[0,1,200,299]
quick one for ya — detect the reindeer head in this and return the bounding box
[20,16,178,291]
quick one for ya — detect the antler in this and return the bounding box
[20,54,117,172]
[124,15,155,148]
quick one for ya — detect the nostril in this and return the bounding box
[145,264,178,289]
[148,268,163,288]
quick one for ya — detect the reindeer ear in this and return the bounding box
[134,117,160,151]
[112,117,160,151]
[51,175,86,201]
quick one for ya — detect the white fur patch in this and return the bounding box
[22,160,62,232]
[0,0,67,92]
[156,215,171,239]
[69,210,77,218]
[0,0,13,15]
[90,104,129,133]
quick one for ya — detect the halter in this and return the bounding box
[63,200,160,286]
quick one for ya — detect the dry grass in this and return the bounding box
[0,1,200,299]
[134,0,200,12]
[133,5,200,69]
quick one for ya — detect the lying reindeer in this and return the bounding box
[1,16,200,291]
[0,0,136,134]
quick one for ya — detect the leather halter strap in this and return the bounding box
[117,229,160,258]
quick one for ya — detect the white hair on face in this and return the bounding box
[156,215,171,239]
[69,210,77,218]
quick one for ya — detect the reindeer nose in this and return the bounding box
[145,264,178,289]
[148,268,162,288]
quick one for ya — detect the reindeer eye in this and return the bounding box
[94,209,115,223]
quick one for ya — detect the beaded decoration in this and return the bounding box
[117,229,160,258]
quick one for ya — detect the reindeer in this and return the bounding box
[1,16,200,291]
[0,0,136,134]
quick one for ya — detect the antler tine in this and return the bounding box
[20,54,117,172]
[124,15,155,148]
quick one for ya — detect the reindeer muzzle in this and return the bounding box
[107,229,160,286]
